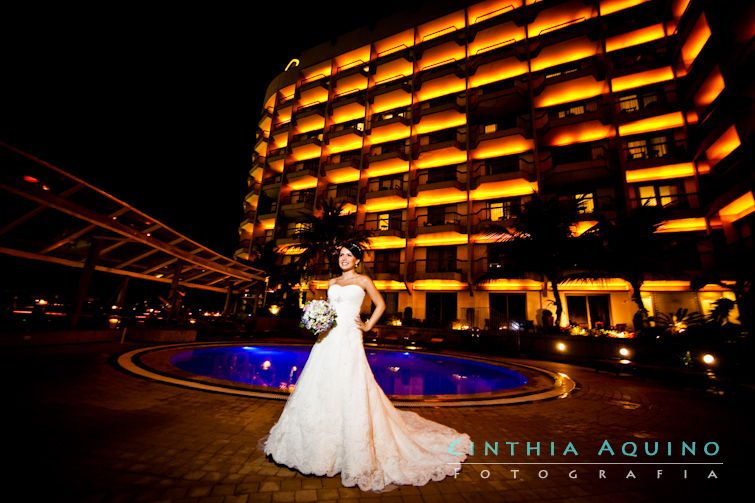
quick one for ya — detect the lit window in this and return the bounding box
[649,136,669,158]
[378,213,390,230]
[557,105,585,119]
[627,139,648,160]
[484,124,497,134]
[619,94,639,113]
[489,202,503,221]
[575,193,595,214]
[638,185,680,207]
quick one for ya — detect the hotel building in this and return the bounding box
[238,0,753,329]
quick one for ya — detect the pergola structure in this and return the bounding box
[1,142,266,324]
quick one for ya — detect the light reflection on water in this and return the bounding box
[169,345,528,397]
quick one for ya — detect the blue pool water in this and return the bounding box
[169,345,528,397]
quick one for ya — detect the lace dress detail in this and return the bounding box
[263,283,472,492]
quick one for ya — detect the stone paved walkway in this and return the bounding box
[5,340,750,502]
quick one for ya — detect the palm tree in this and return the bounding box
[292,198,372,296]
[485,193,582,328]
[562,205,668,331]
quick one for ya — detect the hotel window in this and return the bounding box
[556,104,586,119]
[484,123,497,134]
[374,250,400,274]
[649,135,670,158]
[575,193,595,214]
[619,94,640,113]
[377,211,402,231]
[426,246,457,273]
[488,200,513,220]
[638,184,680,207]
[566,295,610,328]
[286,221,311,237]
[627,139,648,160]
[545,65,578,80]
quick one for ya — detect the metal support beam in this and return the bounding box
[71,238,103,328]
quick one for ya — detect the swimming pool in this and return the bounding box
[117,342,576,406]
[169,345,529,398]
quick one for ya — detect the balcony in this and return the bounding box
[416,139,467,169]
[409,260,463,282]
[253,135,268,157]
[361,215,404,238]
[324,154,361,184]
[369,80,412,114]
[367,259,404,282]
[413,167,467,207]
[473,158,536,188]
[542,146,615,187]
[279,192,315,218]
[285,166,318,190]
[415,65,466,102]
[326,125,364,154]
[330,94,366,125]
[293,105,325,134]
[363,181,408,213]
[297,79,329,111]
[368,115,410,145]
[289,136,322,162]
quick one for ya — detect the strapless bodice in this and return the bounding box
[327,284,365,326]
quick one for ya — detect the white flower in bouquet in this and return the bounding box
[300,300,337,335]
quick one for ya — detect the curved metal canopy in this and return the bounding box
[0,142,265,293]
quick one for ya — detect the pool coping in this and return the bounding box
[115,341,577,407]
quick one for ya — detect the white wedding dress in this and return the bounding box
[263,283,472,492]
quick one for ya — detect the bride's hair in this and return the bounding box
[344,242,364,260]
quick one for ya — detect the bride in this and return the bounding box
[262,243,472,492]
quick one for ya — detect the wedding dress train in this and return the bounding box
[263,283,472,492]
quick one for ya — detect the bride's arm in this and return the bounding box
[359,276,386,332]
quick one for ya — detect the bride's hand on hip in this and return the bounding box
[355,317,369,331]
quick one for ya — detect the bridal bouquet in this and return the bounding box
[300,300,337,335]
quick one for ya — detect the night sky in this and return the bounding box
[2,1,458,306]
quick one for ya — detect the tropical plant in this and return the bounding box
[484,193,583,328]
[292,197,372,290]
[650,308,704,336]
[562,205,669,328]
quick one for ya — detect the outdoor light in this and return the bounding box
[556,342,567,351]
[269,304,280,315]
[702,354,715,365]
[619,347,630,357]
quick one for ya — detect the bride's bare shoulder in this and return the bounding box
[328,278,338,287]
[356,274,375,287]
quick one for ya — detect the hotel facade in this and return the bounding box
[238,0,753,330]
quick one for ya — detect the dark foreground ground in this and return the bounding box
[5,339,750,502]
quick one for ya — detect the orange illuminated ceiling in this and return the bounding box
[415,109,466,135]
[472,134,533,159]
[368,235,407,250]
[535,76,607,108]
[335,45,370,72]
[471,179,538,201]
[413,279,468,291]
[366,157,410,179]
[264,94,276,114]
[605,23,665,53]
[601,0,650,16]
[469,21,524,56]
[274,104,292,126]
[325,165,360,184]
[671,0,691,20]
[530,37,599,73]
[267,157,284,173]
[719,192,754,222]
[299,86,328,109]
[560,279,631,291]
[570,220,598,236]
[331,101,365,125]
[295,114,325,134]
[528,0,597,38]
[468,0,522,25]
[375,58,412,86]
[625,163,696,183]
[372,88,412,114]
[705,125,741,167]
[414,187,468,207]
[258,114,272,134]
[334,73,367,98]
[415,145,467,169]
[300,62,331,83]
[548,121,613,146]
[286,174,318,191]
[611,66,674,93]
[368,121,410,146]
[327,132,363,155]
[375,29,414,58]
[419,41,466,72]
[416,74,466,102]
[413,231,468,247]
[279,84,295,102]
[640,280,691,291]
[289,143,321,162]
[618,111,685,136]
[373,280,407,291]
[479,279,543,291]
[258,218,275,230]
[363,196,408,213]
[271,131,288,150]
[694,66,725,109]
[417,10,465,42]
[681,12,711,68]
[469,57,527,89]
[655,218,707,233]
[254,138,268,157]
